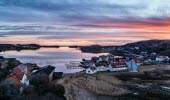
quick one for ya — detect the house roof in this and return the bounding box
[17,64,27,71]
[90,67,97,71]
[7,75,21,85]
[12,67,22,74]
[12,64,27,73]
[43,66,55,75]
[119,59,128,63]
[156,55,169,58]
[91,57,99,63]
[129,56,136,59]
[111,62,127,68]
[134,58,143,63]
[53,72,63,78]
[33,66,55,75]
[113,60,127,64]
[111,64,117,68]
[91,57,99,60]
[99,55,107,58]
[14,72,24,80]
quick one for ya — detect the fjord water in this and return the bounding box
[0,47,107,73]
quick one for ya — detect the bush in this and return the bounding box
[47,84,65,96]
[23,75,66,98]
[30,74,49,87]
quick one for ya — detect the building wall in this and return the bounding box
[126,60,138,72]
[109,65,127,72]
[49,70,54,82]
[86,68,97,74]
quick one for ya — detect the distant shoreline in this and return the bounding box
[0,40,170,54]
[0,44,60,52]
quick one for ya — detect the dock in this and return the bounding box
[65,61,83,69]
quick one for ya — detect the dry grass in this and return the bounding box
[139,65,170,72]
[56,65,170,100]
[66,73,129,96]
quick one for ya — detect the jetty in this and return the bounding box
[65,61,82,69]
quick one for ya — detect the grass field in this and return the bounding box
[57,65,170,100]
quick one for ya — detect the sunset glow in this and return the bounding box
[0,0,170,45]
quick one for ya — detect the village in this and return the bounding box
[0,47,170,99]
[62,50,170,100]
[81,49,170,75]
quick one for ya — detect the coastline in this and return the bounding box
[1,39,170,99]
[0,55,170,99]
[0,44,60,52]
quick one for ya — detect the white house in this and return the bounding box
[109,63,127,72]
[86,67,98,74]
[98,55,108,62]
[156,56,169,62]
[126,60,139,72]
[97,66,108,71]
[20,74,29,86]
[134,47,139,50]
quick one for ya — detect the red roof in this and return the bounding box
[129,56,136,59]
[156,55,169,58]
[90,67,97,71]
[15,72,24,80]
[111,64,117,68]
[134,58,143,63]
[7,75,21,85]
[99,55,107,58]
[91,57,99,63]
[92,57,99,60]
[111,63,127,68]
[119,59,128,63]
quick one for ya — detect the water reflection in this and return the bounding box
[0,47,107,73]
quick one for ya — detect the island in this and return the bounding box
[0,44,60,52]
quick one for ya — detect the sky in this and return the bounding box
[0,0,170,46]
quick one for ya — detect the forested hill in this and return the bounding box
[122,40,170,56]
[123,40,170,49]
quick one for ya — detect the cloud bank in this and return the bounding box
[0,0,170,45]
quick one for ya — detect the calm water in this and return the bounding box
[0,47,107,73]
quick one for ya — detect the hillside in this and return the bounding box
[123,40,170,49]
[58,65,170,100]
[122,40,170,55]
